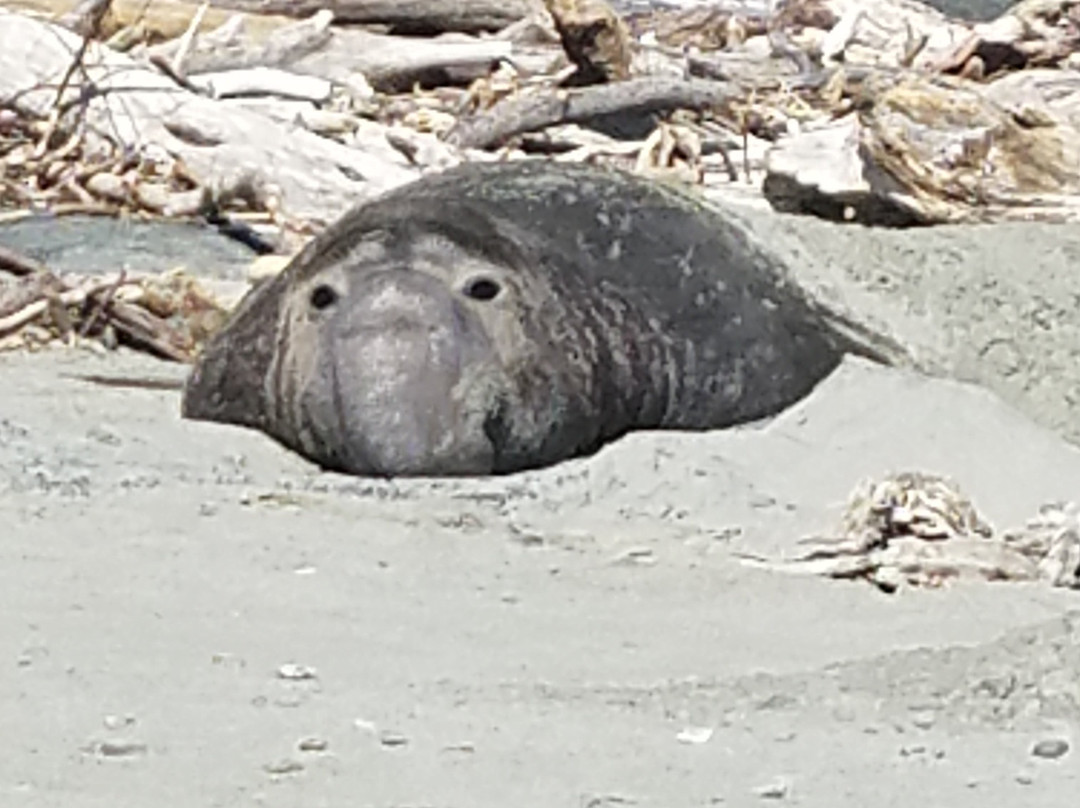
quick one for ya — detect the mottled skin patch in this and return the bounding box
[182,161,856,477]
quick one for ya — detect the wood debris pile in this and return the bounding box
[739,471,1080,592]
[0,244,230,360]
[1,0,1080,362]
[2,0,1079,229]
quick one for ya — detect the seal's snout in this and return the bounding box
[301,269,502,477]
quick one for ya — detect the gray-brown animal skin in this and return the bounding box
[182,160,855,477]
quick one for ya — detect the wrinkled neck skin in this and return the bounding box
[262,231,657,477]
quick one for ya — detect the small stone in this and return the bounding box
[1031,738,1070,760]
[297,737,328,753]
[911,711,936,730]
[93,740,147,758]
[276,663,318,681]
[379,731,409,748]
[676,726,714,745]
[102,714,135,730]
[1015,773,1034,785]
[754,779,788,799]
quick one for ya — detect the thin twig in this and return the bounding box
[171,0,211,77]
[35,0,113,159]
[79,269,127,337]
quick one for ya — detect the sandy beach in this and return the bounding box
[3,0,1080,801]
[3,335,1079,806]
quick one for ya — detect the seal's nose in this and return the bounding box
[311,269,499,476]
[327,269,463,336]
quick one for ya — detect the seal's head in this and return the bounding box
[183,199,604,477]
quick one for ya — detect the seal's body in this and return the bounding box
[182,161,850,476]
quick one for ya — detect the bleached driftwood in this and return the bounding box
[145,8,336,76]
[189,67,334,102]
[290,29,516,92]
[982,67,1080,130]
[763,71,1080,225]
[0,11,418,226]
[2,0,294,42]
[762,115,930,227]
[146,11,520,91]
[200,0,540,33]
[445,76,738,149]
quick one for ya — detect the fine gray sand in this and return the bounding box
[3,345,1079,808]
[5,174,1080,806]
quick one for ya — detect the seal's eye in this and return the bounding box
[310,284,338,310]
[463,277,501,302]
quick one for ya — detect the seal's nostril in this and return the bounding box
[310,284,338,310]
[463,277,501,302]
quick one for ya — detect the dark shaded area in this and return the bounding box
[0,214,259,280]
[917,0,1018,21]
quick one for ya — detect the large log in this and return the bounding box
[290,28,516,92]
[445,77,738,150]
[201,0,542,33]
[0,0,294,42]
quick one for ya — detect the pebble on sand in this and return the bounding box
[379,730,409,748]
[1031,738,1070,760]
[754,779,789,799]
[276,662,318,681]
[297,737,329,752]
[89,740,148,759]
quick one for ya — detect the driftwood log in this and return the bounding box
[291,28,517,92]
[144,9,337,76]
[145,13,529,92]
[445,77,738,149]
[193,0,540,34]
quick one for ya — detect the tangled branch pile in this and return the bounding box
[0,244,229,360]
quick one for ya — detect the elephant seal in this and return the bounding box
[182,160,863,477]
